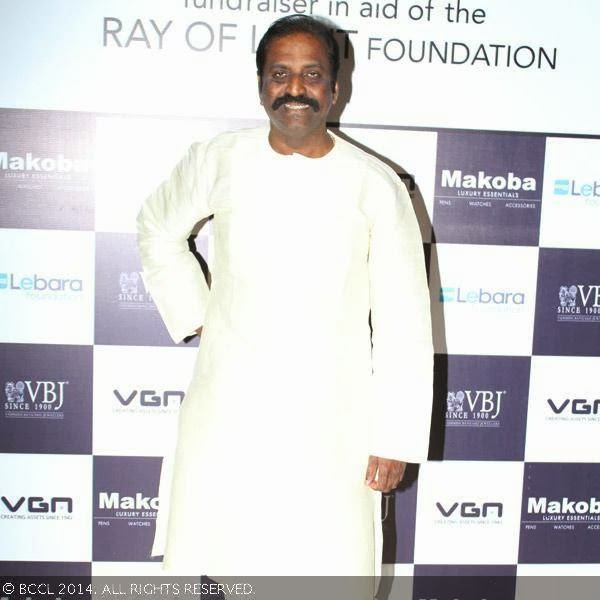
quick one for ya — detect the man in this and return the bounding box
[137,15,433,578]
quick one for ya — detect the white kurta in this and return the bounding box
[137,126,433,577]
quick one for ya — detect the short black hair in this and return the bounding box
[256,15,340,90]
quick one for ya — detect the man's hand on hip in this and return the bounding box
[365,455,407,492]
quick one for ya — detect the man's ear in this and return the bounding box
[257,73,264,104]
[332,80,340,105]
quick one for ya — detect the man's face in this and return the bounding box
[259,31,338,140]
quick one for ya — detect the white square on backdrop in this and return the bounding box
[338,127,437,243]
[0,453,92,562]
[414,461,523,565]
[429,243,539,355]
[92,344,197,456]
[525,355,600,463]
[539,137,600,250]
[0,228,94,345]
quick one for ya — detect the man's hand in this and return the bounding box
[365,455,407,492]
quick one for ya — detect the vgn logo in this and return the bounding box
[446,390,505,427]
[0,495,73,520]
[547,397,600,422]
[97,492,159,528]
[0,271,83,295]
[441,169,536,198]
[557,284,600,322]
[118,271,154,310]
[440,287,525,306]
[4,380,68,419]
[113,388,184,413]
[436,500,503,524]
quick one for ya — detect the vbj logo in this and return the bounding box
[4,380,68,410]
[446,390,504,419]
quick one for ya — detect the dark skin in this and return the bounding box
[197,31,406,493]
[258,31,338,158]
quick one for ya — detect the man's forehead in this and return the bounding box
[266,59,326,69]
[264,32,329,62]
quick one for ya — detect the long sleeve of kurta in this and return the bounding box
[136,142,214,343]
[366,169,434,464]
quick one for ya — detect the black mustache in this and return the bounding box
[272,94,320,112]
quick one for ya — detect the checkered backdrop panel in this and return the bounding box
[1,110,599,586]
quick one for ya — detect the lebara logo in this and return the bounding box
[0,151,90,174]
[435,500,503,525]
[96,491,158,529]
[546,397,600,423]
[554,178,600,206]
[4,380,68,420]
[445,390,505,428]
[0,495,73,520]
[441,169,537,199]
[440,287,525,311]
[527,497,600,530]
[556,284,600,323]
[0,271,83,298]
[118,271,154,311]
[112,388,184,414]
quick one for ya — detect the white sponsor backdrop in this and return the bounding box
[0,1,599,588]
[0,1,599,134]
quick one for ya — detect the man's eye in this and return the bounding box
[272,71,287,80]
[305,71,322,79]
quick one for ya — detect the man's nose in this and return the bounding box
[286,73,306,96]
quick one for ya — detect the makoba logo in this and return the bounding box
[557,284,600,322]
[527,496,600,523]
[441,169,536,198]
[97,492,159,527]
[0,151,90,175]
[4,380,68,419]
[0,495,73,520]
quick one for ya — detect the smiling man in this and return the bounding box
[137,15,433,580]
